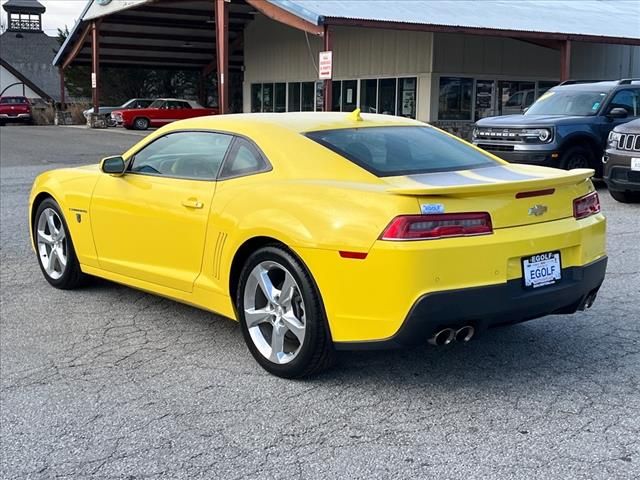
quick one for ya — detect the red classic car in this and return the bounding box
[111,98,218,130]
[0,96,32,125]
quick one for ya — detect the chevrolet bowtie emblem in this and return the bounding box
[528,204,548,216]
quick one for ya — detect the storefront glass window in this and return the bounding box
[332,81,342,111]
[342,80,357,112]
[262,83,274,112]
[360,79,378,113]
[378,78,397,115]
[288,83,301,112]
[498,80,535,115]
[274,83,286,113]
[438,77,472,120]
[251,84,262,113]
[398,77,417,119]
[315,82,325,111]
[301,82,315,111]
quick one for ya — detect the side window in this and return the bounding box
[609,89,640,116]
[219,137,270,179]
[129,131,233,180]
[178,101,192,109]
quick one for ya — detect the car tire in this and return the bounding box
[560,145,598,173]
[33,198,86,290]
[236,246,334,378]
[133,117,150,130]
[609,189,640,203]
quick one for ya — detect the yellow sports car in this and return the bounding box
[29,111,607,378]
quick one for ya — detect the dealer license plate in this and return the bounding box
[631,158,640,172]
[522,251,561,289]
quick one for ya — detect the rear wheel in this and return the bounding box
[609,189,640,203]
[34,198,86,289]
[237,246,334,378]
[133,117,149,130]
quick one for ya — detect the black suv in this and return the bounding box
[472,79,640,175]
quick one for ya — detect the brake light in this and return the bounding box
[573,191,600,220]
[380,213,493,240]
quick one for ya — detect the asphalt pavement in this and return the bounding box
[1,126,639,479]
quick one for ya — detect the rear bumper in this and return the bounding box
[336,256,607,350]
[0,113,30,120]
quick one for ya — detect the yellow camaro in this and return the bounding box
[29,112,607,378]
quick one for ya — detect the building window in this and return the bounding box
[301,82,315,111]
[360,79,378,113]
[315,81,325,111]
[251,84,262,113]
[331,81,342,111]
[398,77,417,119]
[342,80,358,112]
[274,83,286,113]
[379,78,397,115]
[262,83,274,112]
[438,77,473,120]
[288,83,301,112]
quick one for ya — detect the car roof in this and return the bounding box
[172,112,424,134]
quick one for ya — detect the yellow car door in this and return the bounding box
[90,131,234,293]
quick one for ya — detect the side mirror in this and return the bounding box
[607,107,628,119]
[101,156,126,175]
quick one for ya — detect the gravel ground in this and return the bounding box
[1,126,639,479]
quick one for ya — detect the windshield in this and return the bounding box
[306,126,498,177]
[525,90,608,116]
[149,100,165,108]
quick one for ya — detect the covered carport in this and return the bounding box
[53,0,326,115]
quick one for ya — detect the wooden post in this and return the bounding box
[91,21,100,114]
[59,68,66,108]
[323,25,332,112]
[215,0,229,114]
[560,39,571,82]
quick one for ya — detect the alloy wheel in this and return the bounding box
[243,261,306,364]
[36,208,68,280]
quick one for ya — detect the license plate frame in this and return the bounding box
[522,251,562,289]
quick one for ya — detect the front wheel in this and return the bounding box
[133,117,149,130]
[33,198,86,289]
[560,145,599,175]
[237,246,334,378]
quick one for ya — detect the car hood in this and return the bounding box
[476,114,590,127]
[613,118,640,134]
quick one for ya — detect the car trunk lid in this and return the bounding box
[384,164,594,229]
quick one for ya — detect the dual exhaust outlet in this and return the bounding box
[428,326,475,347]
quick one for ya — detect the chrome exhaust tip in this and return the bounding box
[428,328,456,347]
[455,326,475,343]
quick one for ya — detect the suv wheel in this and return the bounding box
[560,145,595,171]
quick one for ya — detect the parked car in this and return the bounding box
[111,98,218,130]
[603,118,640,203]
[0,96,32,125]
[501,89,536,115]
[83,98,154,127]
[473,79,640,176]
[29,112,606,377]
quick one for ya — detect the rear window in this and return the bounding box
[0,97,28,104]
[306,126,497,177]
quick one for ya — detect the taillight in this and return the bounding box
[573,191,600,220]
[380,213,493,241]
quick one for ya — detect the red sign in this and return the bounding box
[319,51,333,80]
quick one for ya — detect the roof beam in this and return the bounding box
[61,22,92,70]
[109,14,244,31]
[245,0,323,36]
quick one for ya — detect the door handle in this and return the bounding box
[181,199,204,209]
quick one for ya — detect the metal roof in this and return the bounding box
[2,0,46,14]
[272,0,640,40]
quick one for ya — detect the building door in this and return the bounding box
[475,80,496,121]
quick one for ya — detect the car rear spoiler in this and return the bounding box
[386,169,594,196]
